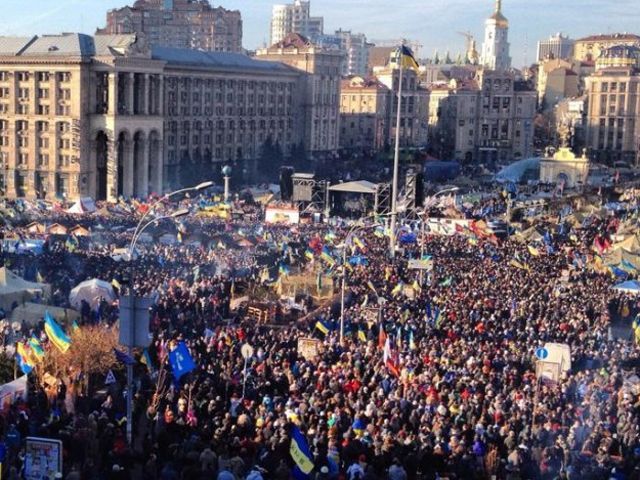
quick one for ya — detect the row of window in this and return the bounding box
[0,71,71,83]
[0,120,71,133]
[0,150,74,167]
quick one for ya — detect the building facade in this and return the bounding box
[334,30,370,77]
[574,33,640,62]
[374,61,429,148]
[536,33,574,61]
[481,0,511,71]
[427,70,536,163]
[536,58,579,109]
[270,0,323,46]
[98,0,243,53]
[256,33,342,158]
[0,33,326,201]
[339,76,389,152]
[585,46,640,166]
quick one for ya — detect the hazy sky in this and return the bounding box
[2,0,639,67]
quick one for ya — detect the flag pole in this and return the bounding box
[389,44,404,258]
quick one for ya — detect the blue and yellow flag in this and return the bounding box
[290,426,314,477]
[409,330,417,350]
[352,236,366,251]
[28,337,44,361]
[17,342,36,369]
[16,353,33,375]
[397,44,420,70]
[304,249,314,261]
[320,250,336,267]
[315,321,329,336]
[358,330,367,343]
[44,311,71,353]
[527,245,540,257]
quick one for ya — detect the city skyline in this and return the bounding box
[2,0,639,67]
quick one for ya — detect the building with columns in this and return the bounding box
[0,32,317,201]
[481,0,511,71]
[98,0,243,53]
[585,45,640,166]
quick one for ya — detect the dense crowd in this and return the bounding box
[1,190,640,480]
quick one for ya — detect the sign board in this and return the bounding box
[297,337,320,361]
[119,295,154,348]
[543,342,571,372]
[241,344,254,360]
[536,360,562,384]
[425,218,472,236]
[0,376,28,411]
[361,307,380,326]
[408,259,434,271]
[535,347,548,360]
[24,437,62,480]
[265,206,300,225]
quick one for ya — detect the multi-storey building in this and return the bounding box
[255,33,342,158]
[574,33,640,62]
[270,0,323,46]
[537,33,574,61]
[334,30,370,77]
[481,0,511,71]
[339,76,389,152]
[98,0,243,53]
[585,45,640,166]
[0,32,329,201]
[536,58,579,109]
[374,58,429,148]
[427,70,536,163]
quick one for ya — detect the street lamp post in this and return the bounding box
[123,206,190,446]
[339,215,386,344]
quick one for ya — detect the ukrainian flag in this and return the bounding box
[28,337,44,361]
[320,250,335,267]
[17,342,36,369]
[315,321,329,336]
[304,249,315,261]
[527,245,540,257]
[397,44,420,70]
[290,426,314,476]
[391,282,403,296]
[358,330,367,342]
[16,353,33,375]
[353,236,366,251]
[44,311,71,353]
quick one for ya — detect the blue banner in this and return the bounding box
[169,341,196,380]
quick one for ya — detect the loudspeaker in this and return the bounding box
[280,166,294,201]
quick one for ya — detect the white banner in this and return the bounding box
[0,375,28,411]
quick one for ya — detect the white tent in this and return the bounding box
[66,197,96,214]
[0,267,50,310]
[328,180,378,194]
[69,279,115,308]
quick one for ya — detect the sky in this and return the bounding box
[2,0,639,67]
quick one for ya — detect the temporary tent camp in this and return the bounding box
[9,302,79,327]
[0,267,51,310]
[69,279,115,309]
[66,197,96,214]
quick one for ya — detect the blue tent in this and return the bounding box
[612,279,640,294]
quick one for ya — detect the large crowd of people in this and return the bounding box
[1,187,640,480]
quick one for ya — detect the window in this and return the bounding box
[56,72,71,83]
[0,71,8,82]
[37,104,50,115]
[601,82,608,92]
[57,154,70,167]
[37,72,50,82]
[38,88,49,99]
[18,136,28,148]
[0,88,8,99]
[18,88,29,99]
[57,88,70,100]
[37,121,49,132]
[38,137,49,148]
[0,136,8,146]
[38,153,49,166]
[58,138,70,149]
[17,104,29,114]
[57,122,70,133]
[16,72,29,82]
[18,153,28,165]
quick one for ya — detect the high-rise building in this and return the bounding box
[574,33,640,62]
[98,0,243,53]
[537,33,574,61]
[585,45,640,166]
[270,0,323,46]
[255,33,342,158]
[481,0,511,71]
[334,30,370,77]
[0,32,336,201]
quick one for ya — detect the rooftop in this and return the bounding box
[152,46,292,72]
[576,33,640,43]
[0,33,142,58]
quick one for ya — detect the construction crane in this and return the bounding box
[457,31,478,64]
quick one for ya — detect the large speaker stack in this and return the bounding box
[279,166,294,201]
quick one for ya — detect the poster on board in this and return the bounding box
[24,437,63,480]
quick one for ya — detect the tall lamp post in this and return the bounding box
[123,206,190,446]
[339,215,387,344]
[222,165,232,202]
